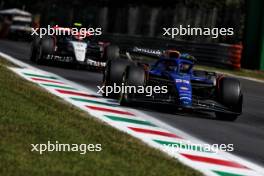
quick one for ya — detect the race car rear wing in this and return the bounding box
[130,46,197,63]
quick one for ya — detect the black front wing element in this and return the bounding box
[128,95,241,115]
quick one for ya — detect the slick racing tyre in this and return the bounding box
[215,77,243,121]
[41,36,55,54]
[30,37,41,62]
[119,65,145,106]
[103,59,132,98]
[105,45,120,60]
[35,36,55,65]
[35,45,44,64]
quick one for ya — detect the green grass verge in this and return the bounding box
[0,60,201,176]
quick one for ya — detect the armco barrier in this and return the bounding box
[96,34,243,69]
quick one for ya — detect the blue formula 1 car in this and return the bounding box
[103,50,243,121]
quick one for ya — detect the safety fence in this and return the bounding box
[96,34,243,69]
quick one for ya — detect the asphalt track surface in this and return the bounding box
[1,39,264,166]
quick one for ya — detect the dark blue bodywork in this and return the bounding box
[149,54,214,108]
[127,47,241,116]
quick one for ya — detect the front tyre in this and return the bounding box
[215,77,243,121]
[30,37,41,62]
[103,59,132,98]
[35,46,44,65]
[119,73,131,106]
[119,65,146,106]
[34,36,55,65]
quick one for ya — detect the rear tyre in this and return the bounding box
[119,66,145,106]
[105,45,120,60]
[215,77,243,121]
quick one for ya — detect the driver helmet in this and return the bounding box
[163,50,181,59]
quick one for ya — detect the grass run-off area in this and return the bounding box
[0,59,201,176]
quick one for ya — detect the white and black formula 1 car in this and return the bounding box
[30,27,119,68]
